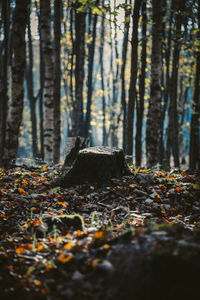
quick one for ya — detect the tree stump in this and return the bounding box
[51,146,132,187]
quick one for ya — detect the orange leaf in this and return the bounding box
[22,179,28,185]
[33,219,42,227]
[34,280,41,286]
[18,188,28,195]
[37,244,44,252]
[0,214,8,218]
[16,247,25,254]
[93,230,105,239]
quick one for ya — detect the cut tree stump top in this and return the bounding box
[51,146,132,187]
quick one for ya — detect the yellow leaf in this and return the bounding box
[103,244,110,249]
[57,253,73,263]
[192,184,200,190]
[129,184,135,188]
[42,166,48,171]
[63,242,75,250]
[92,259,101,266]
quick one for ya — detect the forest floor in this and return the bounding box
[0,164,200,299]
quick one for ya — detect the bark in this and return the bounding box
[111,0,120,148]
[135,0,146,166]
[121,1,131,151]
[167,0,185,168]
[189,1,200,169]
[126,0,142,155]
[53,0,61,164]
[162,1,173,167]
[71,6,86,137]
[99,1,107,146]
[36,4,45,160]
[146,0,163,167]
[26,10,38,159]
[0,0,10,166]
[4,0,28,167]
[84,1,99,138]
[40,0,54,163]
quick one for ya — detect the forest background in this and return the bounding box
[0,0,199,170]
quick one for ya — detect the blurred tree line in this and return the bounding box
[0,0,199,169]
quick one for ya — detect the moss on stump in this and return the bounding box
[52,146,132,187]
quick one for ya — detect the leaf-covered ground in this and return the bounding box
[0,165,200,299]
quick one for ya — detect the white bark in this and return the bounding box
[40,0,54,163]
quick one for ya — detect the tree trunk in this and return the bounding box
[53,0,61,164]
[111,0,120,148]
[135,0,146,166]
[0,0,10,166]
[167,0,185,168]
[121,0,131,151]
[99,1,107,146]
[146,0,163,167]
[84,1,99,138]
[189,1,200,169]
[71,5,86,137]
[4,0,28,167]
[26,9,38,159]
[40,0,54,163]
[35,3,45,160]
[126,0,142,155]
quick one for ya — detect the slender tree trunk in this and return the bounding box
[166,5,173,165]
[121,0,131,151]
[4,0,28,167]
[53,0,61,164]
[146,0,163,167]
[0,0,10,166]
[126,0,142,155]
[189,1,200,169]
[26,9,38,159]
[35,4,45,160]
[135,0,146,166]
[84,2,99,138]
[99,0,107,146]
[40,0,54,163]
[168,0,185,168]
[71,6,86,137]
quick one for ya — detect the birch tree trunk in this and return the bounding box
[126,0,142,155]
[4,0,28,167]
[26,10,38,159]
[71,5,86,137]
[146,0,163,167]
[135,0,147,166]
[53,0,61,164]
[40,0,54,163]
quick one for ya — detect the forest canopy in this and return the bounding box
[0,0,199,169]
